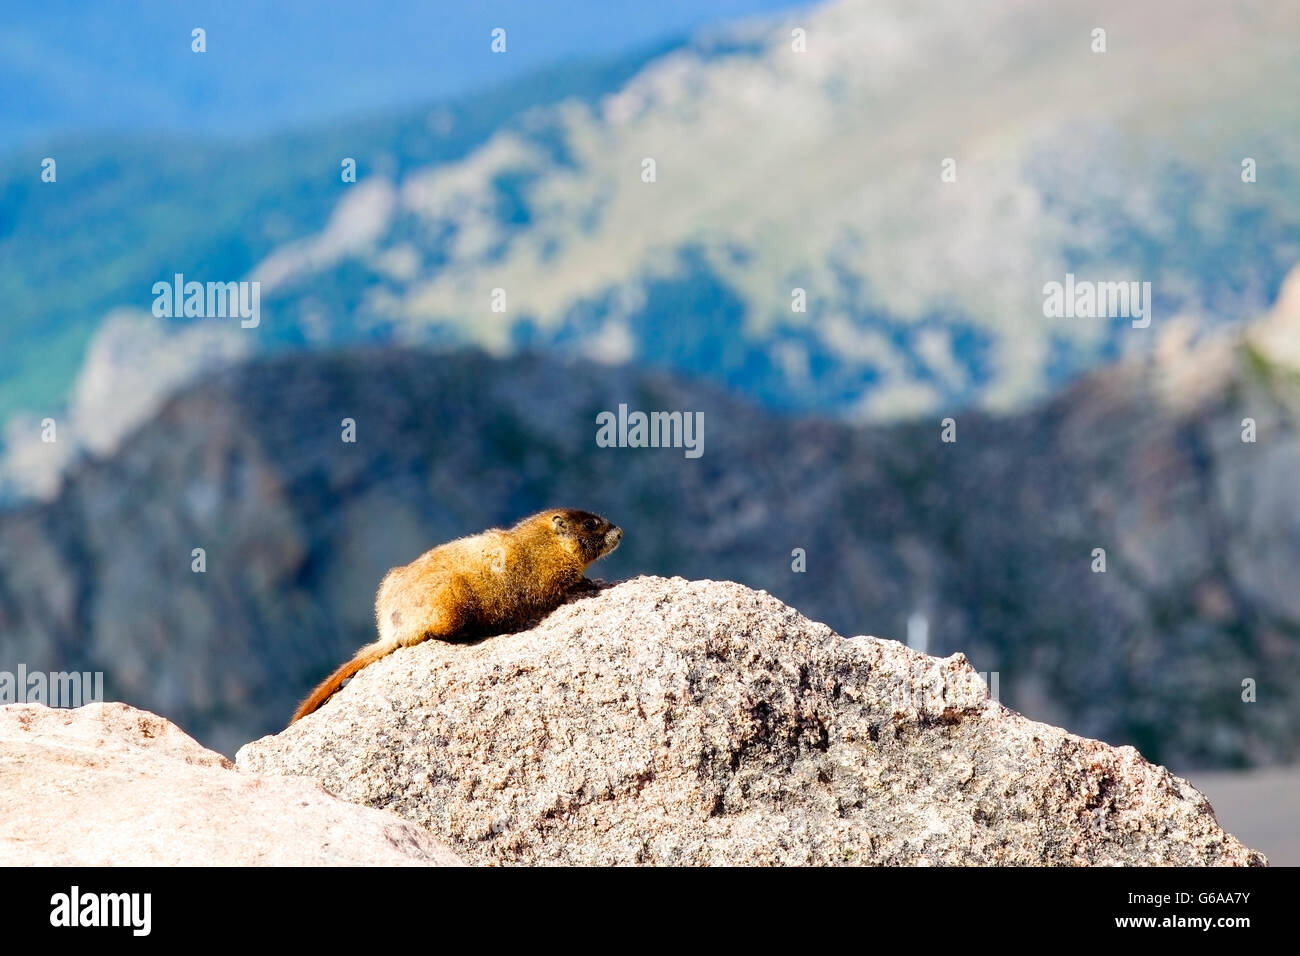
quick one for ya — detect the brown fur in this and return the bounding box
[290,509,621,723]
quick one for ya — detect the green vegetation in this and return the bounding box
[0,40,677,423]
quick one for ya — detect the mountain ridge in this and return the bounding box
[1,281,1296,766]
[4,0,1298,497]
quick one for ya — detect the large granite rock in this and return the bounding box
[0,701,462,866]
[238,576,1265,866]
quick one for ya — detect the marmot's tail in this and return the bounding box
[290,641,395,724]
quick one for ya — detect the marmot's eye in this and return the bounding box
[585,519,597,530]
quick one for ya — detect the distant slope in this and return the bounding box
[0,0,802,145]
[2,275,1298,764]
[0,38,682,423]
[3,0,1297,443]
[244,0,1300,419]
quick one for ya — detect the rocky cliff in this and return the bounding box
[238,577,1264,866]
[1,289,1298,766]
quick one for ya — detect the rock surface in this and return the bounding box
[0,701,462,866]
[238,576,1265,866]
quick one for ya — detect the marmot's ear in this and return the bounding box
[551,513,568,532]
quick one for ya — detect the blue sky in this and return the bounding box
[1,0,808,147]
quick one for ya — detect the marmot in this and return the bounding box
[290,508,622,723]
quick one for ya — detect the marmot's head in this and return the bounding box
[549,509,622,564]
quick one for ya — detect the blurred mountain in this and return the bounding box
[0,0,803,145]
[2,268,1297,763]
[3,0,1298,497]
[0,37,685,428]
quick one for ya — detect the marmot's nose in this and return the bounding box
[607,526,623,544]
